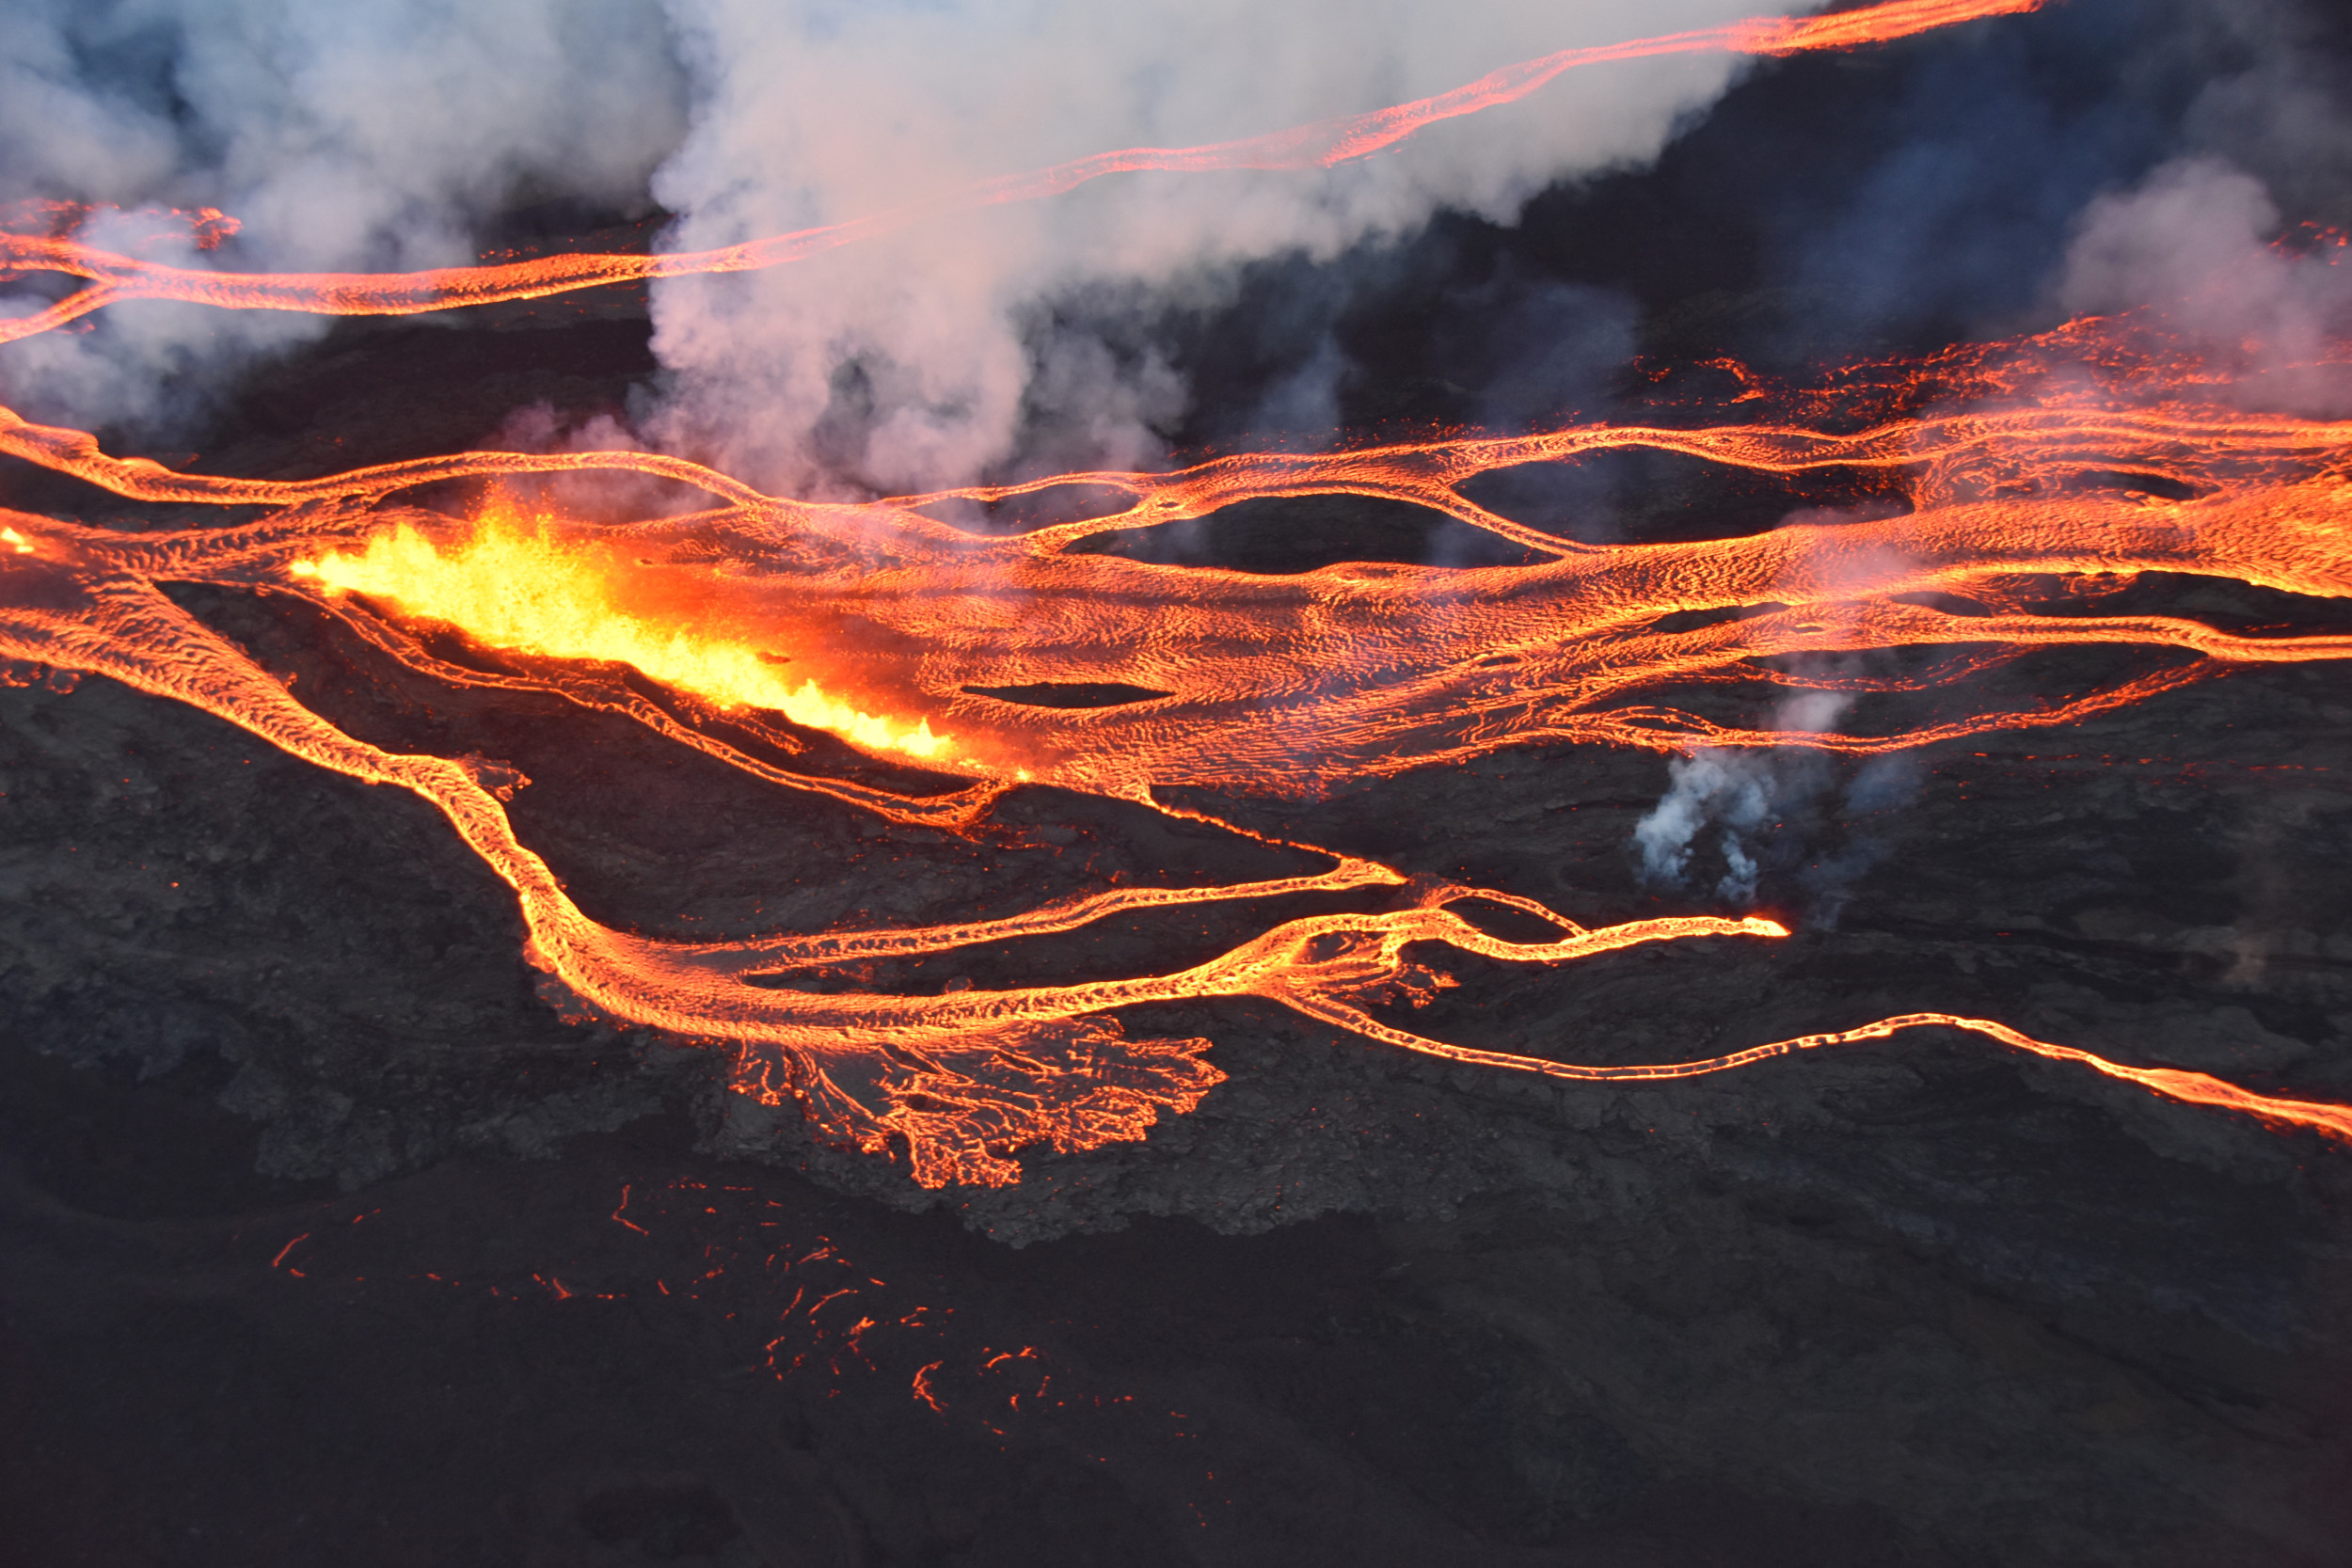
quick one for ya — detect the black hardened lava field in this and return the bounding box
[7,1,2352,1563]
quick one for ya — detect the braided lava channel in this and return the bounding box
[5,0,2352,1186]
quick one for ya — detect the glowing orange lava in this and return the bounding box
[4,0,2349,1187]
[0,0,2042,342]
[292,503,954,762]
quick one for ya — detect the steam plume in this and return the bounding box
[1,0,686,430]
[1,0,1775,483]
[2057,155,2352,416]
[640,0,1772,494]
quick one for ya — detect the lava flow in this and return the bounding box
[0,0,2041,341]
[5,0,2352,1187]
[291,503,953,762]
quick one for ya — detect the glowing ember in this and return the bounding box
[4,0,2349,1188]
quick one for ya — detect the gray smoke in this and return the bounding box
[2172,0,2352,230]
[637,0,1768,495]
[1631,685,1929,921]
[2056,154,2352,417]
[1,0,689,432]
[0,0,1779,483]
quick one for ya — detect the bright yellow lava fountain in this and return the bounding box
[294,509,953,761]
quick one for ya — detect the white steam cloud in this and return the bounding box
[3,0,687,430]
[640,0,1765,494]
[3,0,1770,484]
[1630,683,1926,920]
[2057,155,2352,416]
[1633,692,1851,906]
[1634,748,1785,904]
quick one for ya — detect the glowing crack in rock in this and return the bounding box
[4,0,2352,1187]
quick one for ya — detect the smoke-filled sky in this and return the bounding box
[2,0,2348,493]
[2,0,688,436]
[639,0,1769,494]
[0,0,1785,490]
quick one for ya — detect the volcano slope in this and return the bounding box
[9,51,2352,1568]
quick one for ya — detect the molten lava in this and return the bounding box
[293,505,953,761]
[4,0,2350,1187]
[0,0,2043,342]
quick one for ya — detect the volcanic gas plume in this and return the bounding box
[5,0,2352,1188]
